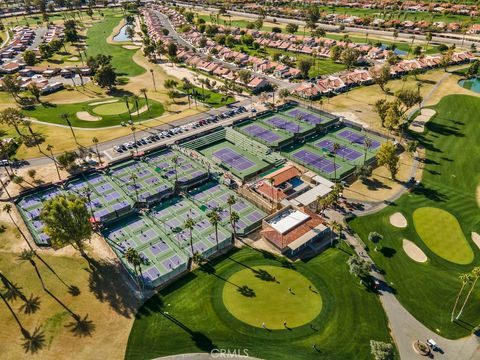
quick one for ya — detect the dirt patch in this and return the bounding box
[472,232,480,250]
[403,239,428,263]
[390,212,408,228]
[77,111,102,121]
[409,108,436,133]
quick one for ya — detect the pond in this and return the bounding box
[458,77,480,93]
[379,44,408,56]
[113,24,132,42]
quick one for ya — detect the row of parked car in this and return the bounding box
[113,106,248,154]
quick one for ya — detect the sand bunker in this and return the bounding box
[89,99,119,106]
[409,108,436,133]
[472,232,480,250]
[68,56,79,61]
[77,111,101,121]
[390,212,408,228]
[131,105,148,116]
[477,184,480,207]
[403,239,428,263]
[123,45,141,50]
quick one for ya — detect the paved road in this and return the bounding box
[178,3,480,48]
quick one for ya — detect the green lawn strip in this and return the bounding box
[85,14,145,77]
[349,94,480,338]
[23,97,164,128]
[126,246,396,360]
[413,207,474,265]
[182,85,235,108]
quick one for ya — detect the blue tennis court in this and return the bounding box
[264,116,305,133]
[314,139,362,161]
[212,148,256,171]
[242,124,283,142]
[284,108,325,125]
[291,149,338,174]
[337,129,381,149]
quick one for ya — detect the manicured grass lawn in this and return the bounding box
[189,86,235,108]
[223,265,322,329]
[413,207,474,265]
[92,101,131,115]
[126,246,396,360]
[86,14,145,77]
[349,94,480,339]
[23,97,164,128]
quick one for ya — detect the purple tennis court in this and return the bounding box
[264,116,304,133]
[285,108,324,125]
[212,148,256,171]
[337,129,381,149]
[242,124,283,143]
[292,149,339,174]
[314,139,362,161]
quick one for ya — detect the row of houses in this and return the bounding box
[0,26,36,61]
[143,5,273,92]
[43,25,65,44]
[293,51,476,99]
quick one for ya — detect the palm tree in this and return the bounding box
[207,209,221,251]
[329,221,343,246]
[91,137,102,166]
[129,174,139,203]
[0,175,12,200]
[130,126,138,155]
[124,247,142,289]
[227,195,236,216]
[332,142,341,182]
[133,95,140,122]
[61,113,77,145]
[150,69,157,91]
[451,273,472,322]
[230,211,240,244]
[46,145,61,182]
[363,138,372,165]
[139,88,149,111]
[456,267,480,320]
[25,121,42,154]
[184,217,195,258]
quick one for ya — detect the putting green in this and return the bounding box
[222,265,322,329]
[92,101,131,115]
[413,207,474,265]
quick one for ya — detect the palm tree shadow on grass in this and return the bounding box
[66,314,96,337]
[86,257,139,318]
[22,327,46,354]
[237,285,256,297]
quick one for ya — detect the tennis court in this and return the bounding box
[65,173,134,223]
[199,140,271,181]
[260,113,313,134]
[109,160,174,204]
[143,148,209,188]
[312,138,363,162]
[283,106,338,127]
[332,128,382,149]
[237,122,292,147]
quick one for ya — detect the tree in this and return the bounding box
[373,99,390,127]
[1,75,22,103]
[340,48,360,70]
[395,89,422,113]
[370,340,394,360]
[441,48,453,71]
[278,88,290,103]
[56,150,78,172]
[23,50,36,66]
[347,255,370,278]
[28,84,42,103]
[230,211,239,243]
[372,64,391,93]
[94,64,116,89]
[167,42,178,61]
[368,232,383,244]
[298,58,313,79]
[41,194,92,257]
[253,18,263,30]
[184,217,195,258]
[46,144,62,181]
[238,70,252,86]
[125,25,135,41]
[425,31,432,50]
[456,267,480,320]
[0,107,25,136]
[329,45,342,62]
[405,140,418,156]
[451,273,472,322]
[329,220,343,246]
[376,141,399,179]
[207,209,221,250]
[383,105,401,134]
[92,137,102,166]
[125,247,142,289]
[413,45,422,56]
[286,23,298,34]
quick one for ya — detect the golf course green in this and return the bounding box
[92,101,130,115]
[413,207,474,265]
[349,95,480,339]
[222,266,322,329]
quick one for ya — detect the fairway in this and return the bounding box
[413,207,474,265]
[222,266,321,329]
[92,101,129,115]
